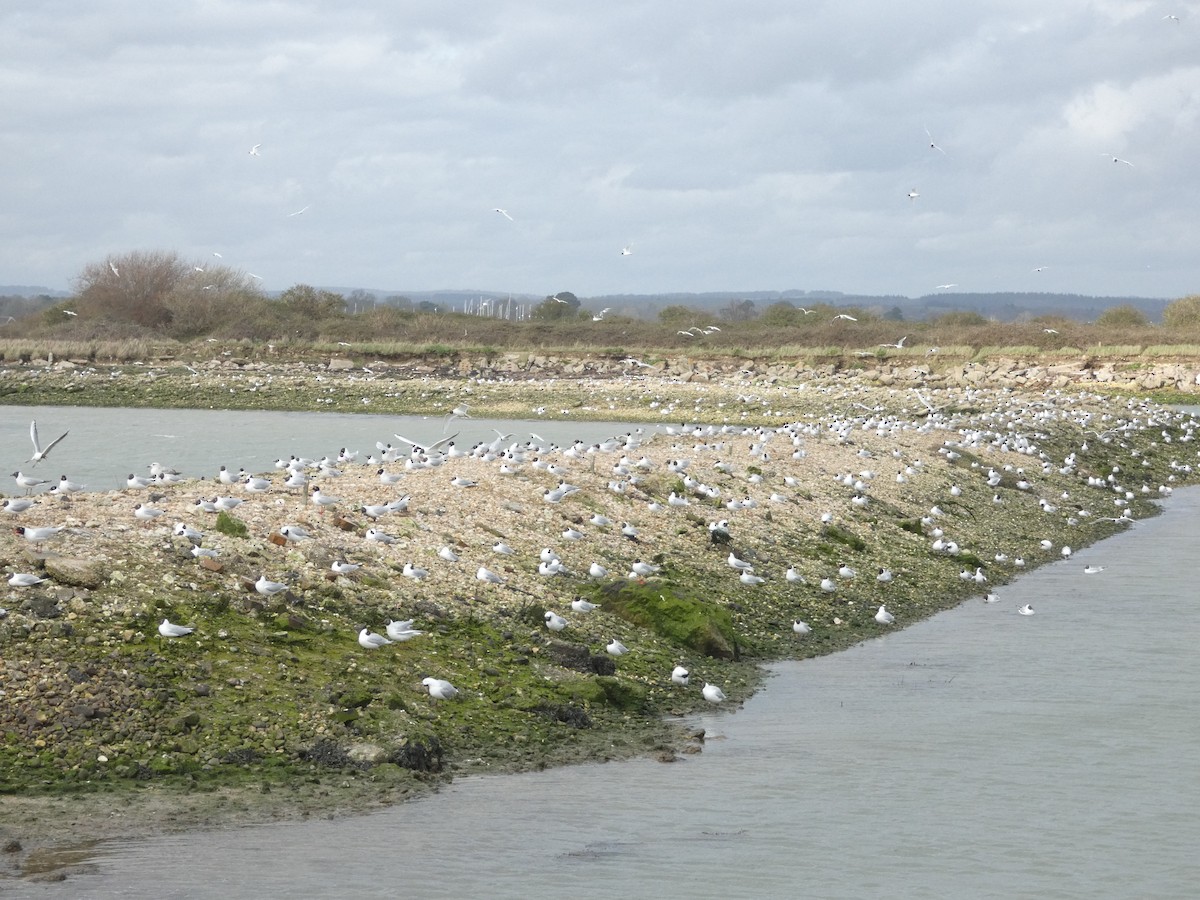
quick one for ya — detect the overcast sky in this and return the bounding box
[2,1,1197,300]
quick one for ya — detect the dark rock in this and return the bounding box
[25,596,62,619]
[388,735,444,773]
[588,655,617,676]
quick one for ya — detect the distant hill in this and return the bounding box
[0,285,69,299]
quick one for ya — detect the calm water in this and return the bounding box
[1,405,647,492]
[7,408,1200,898]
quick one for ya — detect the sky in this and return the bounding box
[2,1,1198,301]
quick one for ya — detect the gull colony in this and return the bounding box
[4,389,1197,714]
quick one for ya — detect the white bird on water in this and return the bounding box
[1083,565,1105,574]
[1018,604,1035,616]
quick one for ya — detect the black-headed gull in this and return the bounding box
[358,628,392,649]
[875,604,895,625]
[606,638,629,656]
[544,611,567,632]
[8,572,46,587]
[28,420,69,467]
[702,682,727,703]
[386,619,423,641]
[255,574,288,596]
[422,677,459,702]
[158,618,195,638]
[671,665,690,686]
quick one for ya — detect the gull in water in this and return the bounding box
[28,421,69,467]
[702,683,727,703]
[1083,565,1105,574]
[255,574,288,596]
[606,638,629,656]
[422,677,459,703]
[671,665,690,686]
[358,628,392,650]
[983,593,1000,603]
[158,618,195,639]
[544,611,568,632]
[1018,604,1035,616]
[875,604,895,625]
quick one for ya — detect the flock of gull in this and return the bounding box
[5,386,1198,710]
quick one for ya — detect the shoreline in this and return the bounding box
[2,365,1195,882]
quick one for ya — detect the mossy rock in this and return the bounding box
[821,524,867,552]
[592,582,739,659]
[215,512,248,538]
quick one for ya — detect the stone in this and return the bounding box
[42,557,108,589]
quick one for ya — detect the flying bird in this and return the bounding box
[1104,154,1134,167]
[833,314,858,322]
[109,261,120,277]
[935,283,958,290]
[924,127,946,154]
[620,244,633,256]
[288,205,310,217]
[28,421,69,467]
[249,144,261,156]
[494,208,513,221]
[907,188,920,201]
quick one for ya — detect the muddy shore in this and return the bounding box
[1,357,1196,883]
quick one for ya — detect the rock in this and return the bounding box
[347,742,388,765]
[328,357,354,371]
[42,557,108,589]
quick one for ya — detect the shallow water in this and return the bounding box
[18,485,1200,898]
[1,405,649,492]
